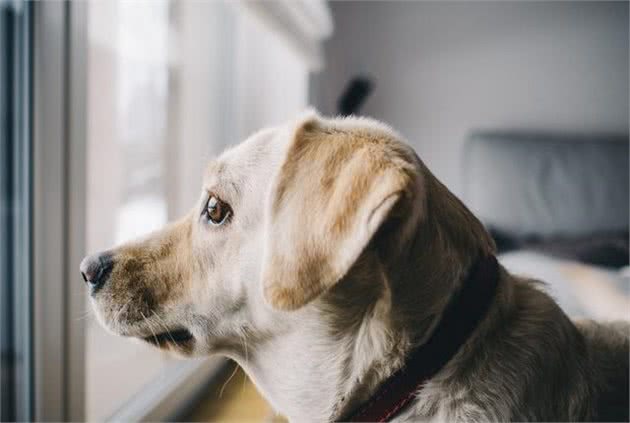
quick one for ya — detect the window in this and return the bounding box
[1,0,331,419]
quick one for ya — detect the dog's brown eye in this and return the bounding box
[205,195,231,226]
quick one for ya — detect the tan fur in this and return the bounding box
[85,112,629,422]
[263,118,417,310]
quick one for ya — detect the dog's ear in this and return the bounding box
[262,115,417,311]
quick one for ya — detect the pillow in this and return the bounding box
[500,251,629,320]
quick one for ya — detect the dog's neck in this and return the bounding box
[234,267,422,422]
[232,175,495,422]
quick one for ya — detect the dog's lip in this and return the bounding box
[142,328,194,346]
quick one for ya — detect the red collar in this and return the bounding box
[340,255,500,422]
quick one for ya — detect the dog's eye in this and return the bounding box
[204,195,232,226]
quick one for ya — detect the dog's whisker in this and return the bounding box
[243,331,249,366]
[152,310,181,350]
[113,298,133,323]
[140,311,159,346]
[219,360,240,399]
[148,318,164,346]
[238,328,249,395]
[74,309,94,321]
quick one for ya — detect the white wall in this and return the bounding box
[233,8,310,142]
[312,1,629,195]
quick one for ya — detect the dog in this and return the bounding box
[82,112,629,422]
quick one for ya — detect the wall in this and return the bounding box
[312,1,629,195]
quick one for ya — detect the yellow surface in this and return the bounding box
[188,363,285,422]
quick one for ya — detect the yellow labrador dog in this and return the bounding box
[82,112,629,422]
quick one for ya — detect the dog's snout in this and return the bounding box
[80,253,113,292]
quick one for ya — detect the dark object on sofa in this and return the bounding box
[463,131,629,268]
[337,76,374,116]
[488,228,629,269]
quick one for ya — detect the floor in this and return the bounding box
[187,362,286,422]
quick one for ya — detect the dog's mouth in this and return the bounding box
[142,328,195,348]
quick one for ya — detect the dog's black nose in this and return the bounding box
[80,253,113,292]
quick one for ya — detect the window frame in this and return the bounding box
[31,1,86,420]
[0,0,33,420]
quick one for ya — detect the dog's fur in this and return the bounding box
[86,112,629,422]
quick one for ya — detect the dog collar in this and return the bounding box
[340,255,500,422]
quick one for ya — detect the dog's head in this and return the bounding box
[82,112,493,371]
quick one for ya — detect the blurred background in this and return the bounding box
[1,0,627,421]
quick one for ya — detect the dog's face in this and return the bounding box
[83,124,284,355]
[84,112,485,364]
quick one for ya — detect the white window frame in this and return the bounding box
[32,1,86,419]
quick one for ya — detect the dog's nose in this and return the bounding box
[80,253,113,292]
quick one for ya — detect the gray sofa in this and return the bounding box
[462,132,629,318]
